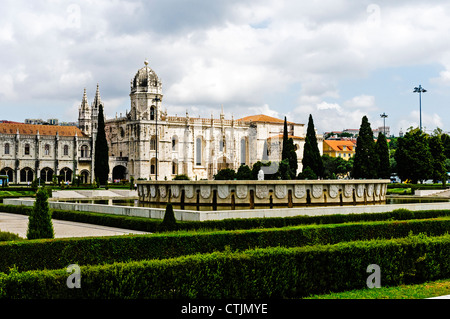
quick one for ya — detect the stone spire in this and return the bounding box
[93,83,101,108]
[80,88,89,111]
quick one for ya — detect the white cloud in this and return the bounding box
[316,101,341,111]
[343,95,375,109]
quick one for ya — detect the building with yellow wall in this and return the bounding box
[323,140,356,160]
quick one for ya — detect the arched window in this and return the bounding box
[172,160,178,175]
[24,144,30,155]
[150,106,155,121]
[81,145,89,158]
[44,144,50,155]
[196,137,202,166]
[172,136,178,151]
[150,136,156,150]
[63,145,69,156]
[240,138,246,165]
[4,143,10,155]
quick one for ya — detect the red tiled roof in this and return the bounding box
[324,140,355,152]
[0,122,85,137]
[237,114,296,124]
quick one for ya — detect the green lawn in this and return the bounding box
[305,279,450,299]
[0,190,34,197]
[386,188,412,195]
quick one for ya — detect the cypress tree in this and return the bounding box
[94,104,110,186]
[302,114,323,178]
[352,116,377,179]
[27,187,54,239]
[375,132,390,179]
[159,203,178,231]
[281,116,298,178]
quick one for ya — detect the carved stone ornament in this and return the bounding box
[150,185,156,198]
[312,184,323,198]
[356,184,364,198]
[159,185,167,198]
[200,185,211,199]
[275,185,287,199]
[256,185,269,199]
[344,184,353,198]
[375,184,381,196]
[185,185,194,198]
[236,185,248,199]
[171,185,180,198]
[367,184,374,197]
[218,185,229,199]
[329,184,339,199]
[381,184,387,195]
[294,184,306,198]
[142,185,147,198]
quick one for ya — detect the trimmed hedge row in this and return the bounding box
[1,234,450,299]
[1,216,450,273]
[3,203,450,233]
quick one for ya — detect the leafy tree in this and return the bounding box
[94,104,110,186]
[302,114,323,178]
[173,174,190,180]
[375,132,390,179]
[214,168,236,180]
[394,128,433,184]
[428,134,446,184]
[251,161,273,180]
[441,133,450,159]
[352,116,378,179]
[27,187,54,239]
[322,154,352,179]
[236,164,252,180]
[159,203,177,231]
[297,166,317,180]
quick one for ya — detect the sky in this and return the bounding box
[1,0,450,136]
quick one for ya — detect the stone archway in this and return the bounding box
[112,165,127,181]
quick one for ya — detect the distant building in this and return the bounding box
[0,122,91,184]
[323,140,356,161]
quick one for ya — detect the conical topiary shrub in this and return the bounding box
[159,203,177,232]
[27,187,54,239]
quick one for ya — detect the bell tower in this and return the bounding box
[78,88,91,136]
[129,59,163,121]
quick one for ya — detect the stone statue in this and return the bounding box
[258,168,264,180]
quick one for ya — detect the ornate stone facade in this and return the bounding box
[103,61,323,182]
[1,61,324,184]
[0,122,92,184]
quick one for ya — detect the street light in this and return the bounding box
[413,85,427,131]
[380,112,388,136]
[152,96,161,180]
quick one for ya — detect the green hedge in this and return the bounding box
[1,216,450,273]
[3,203,450,233]
[1,234,450,299]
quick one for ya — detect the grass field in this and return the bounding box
[305,279,450,299]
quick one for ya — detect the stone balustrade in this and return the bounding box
[137,179,390,209]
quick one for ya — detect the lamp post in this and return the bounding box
[413,85,427,131]
[153,96,161,180]
[380,112,388,136]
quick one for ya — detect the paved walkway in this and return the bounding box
[0,212,150,238]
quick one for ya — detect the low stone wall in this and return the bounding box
[137,180,390,208]
[4,197,450,222]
